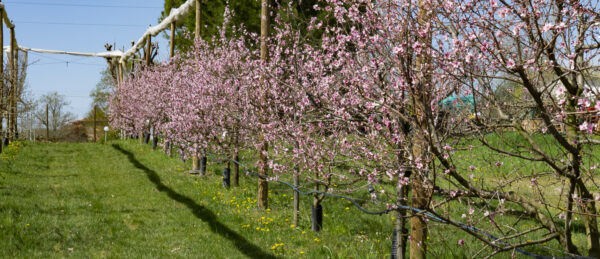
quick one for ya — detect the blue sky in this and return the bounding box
[5,0,171,119]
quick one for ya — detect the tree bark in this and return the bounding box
[409,1,432,258]
[394,181,408,259]
[567,46,600,257]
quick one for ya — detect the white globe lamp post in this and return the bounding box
[103,126,109,144]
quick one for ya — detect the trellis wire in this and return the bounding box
[202,152,593,259]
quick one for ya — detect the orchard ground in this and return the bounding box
[0,139,590,258]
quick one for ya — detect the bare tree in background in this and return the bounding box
[89,68,116,113]
[35,92,75,140]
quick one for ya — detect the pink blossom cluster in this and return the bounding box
[108,0,600,254]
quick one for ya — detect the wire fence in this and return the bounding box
[200,151,593,259]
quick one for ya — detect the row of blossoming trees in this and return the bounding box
[110,0,600,257]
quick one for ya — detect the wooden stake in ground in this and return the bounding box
[293,141,300,227]
[257,0,271,210]
[139,35,152,145]
[293,166,300,226]
[190,2,204,175]
[232,153,239,187]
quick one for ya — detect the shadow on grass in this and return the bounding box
[112,144,277,259]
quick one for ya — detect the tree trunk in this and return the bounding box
[410,166,428,259]
[409,1,431,258]
[565,52,600,256]
[394,179,408,259]
[576,179,600,257]
[564,178,578,253]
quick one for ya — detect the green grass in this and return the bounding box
[0,140,581,258]
[0,141,394,258]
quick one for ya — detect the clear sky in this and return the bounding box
[5,0,171,119]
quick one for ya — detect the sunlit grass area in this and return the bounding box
[0,140,586,258]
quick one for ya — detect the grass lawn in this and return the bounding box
[0,140,581,258]
[0,141,394,258]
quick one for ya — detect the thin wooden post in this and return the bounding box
[195,0,201,41]
[293,166,300,226]
[292,141,300,226]
[170,22,175,58]
[145,35,151,67]
[190,1,204,174]
[232,153,239,186]
[118,62,123,84]
[257,0,271,209]
[12,34,18,140]
[8,26,15,141]
[129,41,135,74]
[93,105,97,142]
[140,35,152,145]
[46,103,49,141]
[15,51,26,141]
